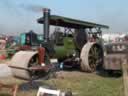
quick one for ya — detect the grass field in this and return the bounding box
[0,59,123,96]
[0,70,123,96]
[47,71,123,96]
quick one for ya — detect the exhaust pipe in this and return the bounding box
[43,8,50,42]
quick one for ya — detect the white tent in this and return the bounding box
[102,33,126,43]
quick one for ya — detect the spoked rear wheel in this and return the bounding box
[80,42,103,72]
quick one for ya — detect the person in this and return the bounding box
[26,36,31,45]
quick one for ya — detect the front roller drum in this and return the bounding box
[10,51,38,80]
[80,42,103,72]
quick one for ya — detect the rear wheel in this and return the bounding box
[80,42,103,72]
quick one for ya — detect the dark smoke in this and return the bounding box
[0,0,46,35]
[1,0,45,13]
[20,4,46,13]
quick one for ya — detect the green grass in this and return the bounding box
[0,71,123,96]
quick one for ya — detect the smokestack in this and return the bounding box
[43,8,50,42]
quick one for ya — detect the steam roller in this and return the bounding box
[9,8,108,80]
[10,49,52,80]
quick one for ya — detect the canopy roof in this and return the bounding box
[37,15,109,29]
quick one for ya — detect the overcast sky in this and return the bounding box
[0,0,128,35]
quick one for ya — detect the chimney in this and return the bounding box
[43,8,50,42]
